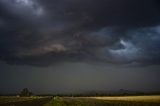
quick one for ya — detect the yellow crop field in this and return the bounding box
[91,95,160,102]
[44,95,160,106]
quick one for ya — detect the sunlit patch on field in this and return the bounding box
[60,96,160,106]
[91,96,160,102]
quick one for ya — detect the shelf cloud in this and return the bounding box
[0,0,160,66]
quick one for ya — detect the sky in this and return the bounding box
[0,0,160,94]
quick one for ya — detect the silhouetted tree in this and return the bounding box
[20,88,32,97]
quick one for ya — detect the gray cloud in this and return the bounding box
[0,0,160,66]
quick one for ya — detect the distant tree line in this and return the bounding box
[1,88,160,97]
[38,89,160,97]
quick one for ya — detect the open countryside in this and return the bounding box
[1,0,160,106]
[0,95,160,106]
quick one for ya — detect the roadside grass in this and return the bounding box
[43,96,66,106]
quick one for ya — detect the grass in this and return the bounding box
[0,96,51,106]
[44,95,160,106]
[1,95,160,106]
[43,96,66,106]
[91,95,160,102]
[0,96,42,104]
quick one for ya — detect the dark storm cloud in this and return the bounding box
[0,0,160,66]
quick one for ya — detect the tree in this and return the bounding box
[20,88,32,97]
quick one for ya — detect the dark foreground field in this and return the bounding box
[1,96,160,106]
[0,96,51,106]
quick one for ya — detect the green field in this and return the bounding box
[1,95,160,106]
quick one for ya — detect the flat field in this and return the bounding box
[44,95,160,106]
[1,95,160,106]
[0,96,51,106]
[91,95,160,102]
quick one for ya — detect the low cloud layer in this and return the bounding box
[0,0,160,66]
